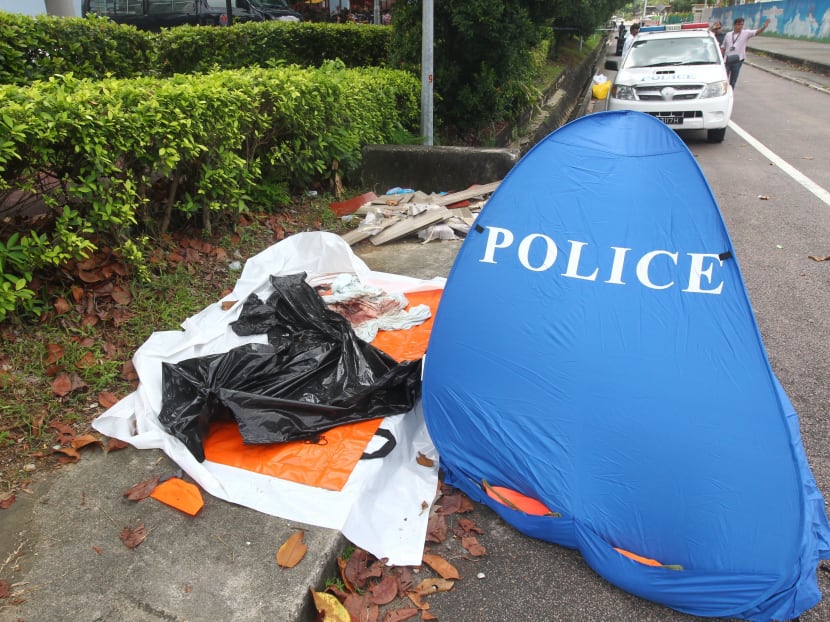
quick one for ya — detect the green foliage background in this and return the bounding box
[389,0,617,138]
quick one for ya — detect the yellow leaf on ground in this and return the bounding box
[277,531,307,568]
[309,588,350,622]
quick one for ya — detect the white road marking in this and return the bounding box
[728,120,830,207]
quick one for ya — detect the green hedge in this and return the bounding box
[155,21,392,75]
[0,13,156,84]
[0,63,419,321]
[0,12,392,85]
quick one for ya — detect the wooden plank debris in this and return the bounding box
[339,180,501,246]
[340,216,401,246]
[369,207,451,246]
[432,181,501,207]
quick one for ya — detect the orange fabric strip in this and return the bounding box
[483,480,556,516]
[613,547,664,567]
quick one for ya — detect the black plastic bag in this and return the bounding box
[159,273,422,462]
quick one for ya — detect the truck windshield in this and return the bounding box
[624,37,721,69]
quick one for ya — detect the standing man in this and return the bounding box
[710,20,725,46]
[721,16,771,89]
[622,23,640,59]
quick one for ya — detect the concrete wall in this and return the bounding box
[359,40,605,193]
[360,145,520,194]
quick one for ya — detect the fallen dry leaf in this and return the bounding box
[51,373,87,396]
[92,546,102,555]
[457,517,483,535]
[416,452,434,468]
[368,575,399,606]
[277,530,308,569]
[422,553,460,580]
[395,566,415,597]
[437,493,474,515]
[111,285,133,305]
[72,434,104,451]
[382,608,419,622]
[410,578,454,597]
[49,421,75,444]
[425,513,447,543]
[358,557,386,583]
[98,391,120,408]
[120,523,147,549]
[120,360,138,382]
[310,588,350,622]
[76,351,96,369]
[461,535,487,557]
[54,446,80,462]
[107,438,129,452]
[81,314,99,328]
[342,592,379,622]
[0,492,16,510]
[343,548,370,589]
[45,343,64,365]
[123,476,160,501]
[220,300,237,311]
[53,297,72,315]
[50,373,73,397]
[337,556,356,593]
[0,579,9,598]
[808,255,830,262]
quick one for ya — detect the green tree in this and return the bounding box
[390,0,617,139]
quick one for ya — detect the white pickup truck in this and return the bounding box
[604,26,733,143]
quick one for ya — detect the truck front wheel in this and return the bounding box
[707,127,726,143]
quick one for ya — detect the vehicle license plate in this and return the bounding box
[657,115,683,126]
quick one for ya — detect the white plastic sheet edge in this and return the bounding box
[93,231,444,565]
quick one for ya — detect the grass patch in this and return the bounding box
[0,195,354,494]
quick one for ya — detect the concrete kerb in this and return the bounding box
[749,48,830,78]
[359,38,606,193]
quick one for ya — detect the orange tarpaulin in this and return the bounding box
[203,288,443,491]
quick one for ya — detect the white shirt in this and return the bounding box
[721,28,759,62]
[622,32,637,58]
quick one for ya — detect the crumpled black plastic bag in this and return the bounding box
[159,272,422,462]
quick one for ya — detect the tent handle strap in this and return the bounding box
[361,428,396,460]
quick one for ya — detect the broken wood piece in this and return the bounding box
[341,216,401,246]
[369,207,452,246]
[434,181,501,207]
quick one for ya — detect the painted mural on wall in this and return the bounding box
[713,0,830,39]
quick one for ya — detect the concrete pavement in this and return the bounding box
[747,35,830,78]
[1,34,829,622]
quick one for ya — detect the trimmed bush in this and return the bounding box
[0,63,419,321]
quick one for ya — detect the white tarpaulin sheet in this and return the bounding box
[93,231,443,565]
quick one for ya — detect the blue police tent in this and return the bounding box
[422,111,830,621]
